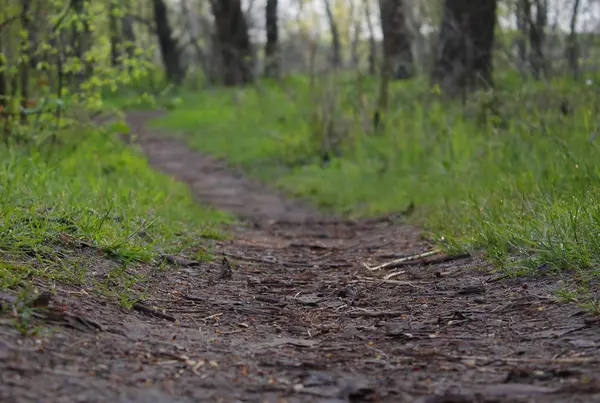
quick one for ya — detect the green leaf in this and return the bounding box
[108,120,131,135]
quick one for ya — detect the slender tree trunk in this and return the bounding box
[180,0,206,72]
[524,0,547,80]
[153,0,185,84]
[109,1,121,67]
[379,0,413,80]
[323,0,342,69]
[432,0,498,94]
[363,0,377,75]
[0,37,6,115]
[350,2,361,68]
[200,15,220,85]
[405,0,424,73]
[0,20,8,142]
[515,0,528,77]
[351,26,361,69]
[71,0,93,87]
[264,0,279,77]
[121,12,136,74]
[566,0,581,79]
[20,0,32,124]
[210,0,254,86]
[122,10,136,56]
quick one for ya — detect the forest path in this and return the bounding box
[1,111,599,403]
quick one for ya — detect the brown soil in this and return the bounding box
[2,111,600,403]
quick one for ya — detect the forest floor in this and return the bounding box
[1,111,600,403]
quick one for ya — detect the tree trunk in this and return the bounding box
[0,36,6,115]
[264,0,279,77]
[323,0,342,69]
[200,15,221,85]
[122,8,136,59]
[378,0,413,80]
[71,0,93,88]
[566,0,581,79]
[432,0,497,94]
[0,15,9,142]
[210,0,254,86]
[153,0,185,84]
[515,0,527,75]
[524,0,547,80]
[349,1,361,68]
[109,1,121,67]
[363,0,377,75]
[180,0,206,73]
[20,0,32,124]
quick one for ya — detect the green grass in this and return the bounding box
[150,73,600,300]
[0,120,233,308]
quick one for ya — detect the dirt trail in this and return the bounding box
[126,110,320,225]
[2,111,600,403]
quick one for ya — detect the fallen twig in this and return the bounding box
[455,285,486,296]
[584,316,600,326]
[383,270,406,280]
[345,309,405,318]
[483,355,600,365]
[182,294,205,302]
[392,349,600,365]
[200,312,223,321]
[132,303,176,322]
[159,254,199,267]
[33,309,103,332]
[363,250,442,271]
[350,277,430,287]
[222,251,312,268]
[255,295,283,304]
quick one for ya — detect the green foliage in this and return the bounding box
[0,0,156,138]
[152,73,600,300]
[0,123,232,305]
[0,0,227,310]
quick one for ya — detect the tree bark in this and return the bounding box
[323,0,342,69]
[349,1,361,68]
[0,35,6,117]
[1,11,10,142]
[432,0,497,94]
[378,0,413,80]
[109,1,121,67]
[71,0,93,87]
[523,0,548,80]
[180,0,206,72]
[566,0,581,79]
[363,0,377,75]
[264,0,279,77]
[210,0,254,85]
[121,10,137,74]
[153,0,185,84]
[20,0,32,124]
[122,12,136,58]
[515,0,527,75]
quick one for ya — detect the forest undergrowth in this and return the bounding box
[0,118,232,323]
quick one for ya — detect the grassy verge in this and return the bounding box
[150,73,600,308]
[0,119,233,312]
